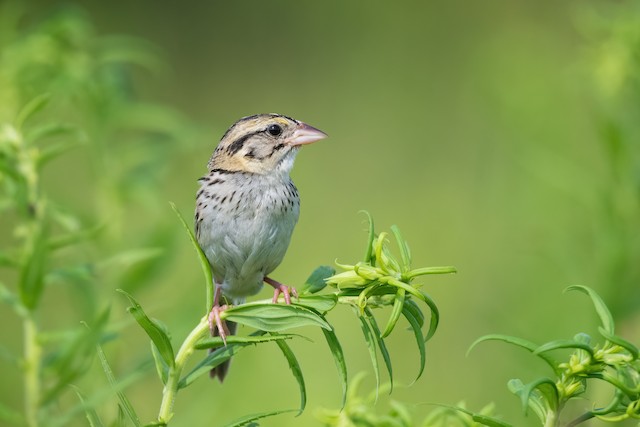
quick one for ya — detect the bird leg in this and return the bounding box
[208,284,230,345]
[264,276,298,304]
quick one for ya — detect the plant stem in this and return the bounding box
[544,409,559,427]
[23,314,40,427]
[157,316,209,425]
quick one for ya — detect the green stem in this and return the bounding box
[157,316,209,425]
[544,411,557,427]
[23,315,40,427]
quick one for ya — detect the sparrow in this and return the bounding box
[195,113,327,381]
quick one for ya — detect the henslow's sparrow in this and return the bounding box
[195,114,327,381]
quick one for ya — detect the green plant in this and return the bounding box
[0,5,197,426]
[117,209,455,426]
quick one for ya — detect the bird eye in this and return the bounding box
[267,124,282,136]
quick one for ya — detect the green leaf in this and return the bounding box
[72,386,105,427]
[179,344,250,389]
[0,281,28,318]
[358,315,380,400]
[364,308,393,392]
[428,404,513,427]
[117,289,175,367]
[468,334,559,373]
[151,342,169,385]
[223,303,331,332]
[507,379,546,423]
[565,285,615,335]
[418,290,439,341]
[51,361,150,427]
[381,288,405,338]
[321,325,348,408]
[534,339,595,358]
[19,223,48,310]
[42,310,111,404]
[37,139,85,167]
[26,122,77,144]
[16,93,51,129]
[513,378,559,416]
[598,327,639,359]
[300,265,335,294]
[359,210,375,264]
[294,294,337,313]
[98,248,163,272]
[194,333,300,349]
[273,336,306,415]
[48,222,105,251]
[390,225,411,272]
[401,304,426,383]
[222,409,297,427]
[170,202,213,311]
[406,266,457,279]
[95,343,141,427]
[403,299,424,328]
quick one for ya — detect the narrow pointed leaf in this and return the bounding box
[38,139,84,167]
[513,378,558,415]
[195,333,300,349]
[321,325,348,408]
[406,266,457,279]
[272,336,306,415]
[598,327,639,359]
[300,265,335,294]
[294,294,337,313]
[179,344,250,389]
[381,288,405,338]
[469,335,559,373]
[565,285,614,334]
[359,210,375,263]
[150,342,169,385]
[72,386,105,427]
[26,122,76,143]
[403,299,424,328]
[364,308,393,392]
[222,409,297,427]
[117,290,174,367]
[534,339,595,358]
[358,315,380,399]
[430,404,513,427]
[95,344,141,427]
[170,202,213,311]
[16,93,51,129]
[223,303,331,332]
[418,289,439,341]
[390,225,411,272]
[19,223,48,310]
[401,304,426,383]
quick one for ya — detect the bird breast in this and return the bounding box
[195,171,300,300]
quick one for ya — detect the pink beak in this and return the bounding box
[287,122,328,146]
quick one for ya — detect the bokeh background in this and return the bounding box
[2,0,640,426]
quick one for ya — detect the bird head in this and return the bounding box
[207,114,327,175]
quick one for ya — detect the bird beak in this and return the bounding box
[287,122,328,146]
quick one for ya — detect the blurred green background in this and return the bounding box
[1,0,639,426]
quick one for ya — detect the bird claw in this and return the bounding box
[264,276,298,304]
[208,304,230,345]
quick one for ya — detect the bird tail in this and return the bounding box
[209,320,237,382]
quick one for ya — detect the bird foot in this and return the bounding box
[264,276,298,304]
[208,304,230,345]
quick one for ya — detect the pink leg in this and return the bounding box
[264,276,298,304]
[208,284,230,345]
